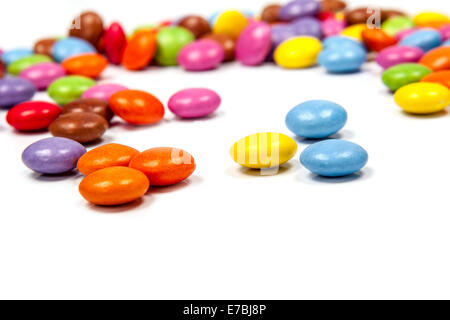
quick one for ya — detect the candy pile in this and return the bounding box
[0,0,450,207]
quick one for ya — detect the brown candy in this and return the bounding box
[201,33,235,62]
[69,11,104,47]
[261,4,281,23]
[0,63,4,78]
[61,98,114,122]
[178,16,211,38]
[33,38,58,57]
[381,9,407,22]
[320,0,347,13]
[50,112,108,144]
[345,7,374,25]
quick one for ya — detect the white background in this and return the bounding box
[1,0,450,300]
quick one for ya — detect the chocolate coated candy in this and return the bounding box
[261,4,281,23]
[62,98,114,121]
[201,33,236,62]
[34,38,58,57]
[178,16,212,38]
[50,112,109,143]
[69,11,104,47]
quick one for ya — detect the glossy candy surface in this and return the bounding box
[340,24,367,41]
[376,45,424,69]
[345,7,373,25]
[7,54,52,76]
[22,137,86,174]
[48,75,96,105]
[178,39,225,71]
[419,46,450,71]
[82,83,128,101]
[77,143,139,175]
[285,100,347,138]
[201,33,235,62]
[300,139,368,177]
[122,30,157,70]
[274,36,322,69]
[291,17,322,39]
[62,98,114,121]
[34,38,57,57]
[6,101,61,131]
[382,63,432,91]
[394,82,450,114]
[178,16,211,38]
[79,167,149,206]
[399,29,442,52]
[382,16,415,36]
[413,12,449,28]
[52,37,96,63]
[362,28,397,52]
[104,22,127,65]
[318,45,367,73]
[69,11,104,46]
[1,48,32,65]
[49,112,109,143]
[19,62,65,90]
[230,132,298,169]
[421,70,450,88]
[0,77,36,108]
[261,4,281,23]
[322,36,365,50]
[320,0,346,13]
[109,90,165,125]
[155,27,195,66]
[235,22,272,66]
[279,0,321,21]
[129,147,196,186]
[321,17,346,38]
[168,88,221,118]
[62,53,108,78]
[213,10,248,39]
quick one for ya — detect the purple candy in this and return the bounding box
[22,137,86,175]
[19,62,65,91]
[177,39,225,71]
[279,0,321,22]
[82,83,128,101]
[376,45,425,69]
[271,24,298,47]
[0,77,36,108]
[291,17,322,39]
[236,21,272,66]
[168,88,221,119]
[440,24,450,41]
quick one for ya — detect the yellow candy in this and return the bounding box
[394,82,450,114]
[213,10,248,39]
[340,24,368,41]
[274,37,322,69]
[413,12,449,28]
[230,132,298,169]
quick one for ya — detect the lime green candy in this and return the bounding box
[7,54,52,75]
[156,27,195,66]
[382,16,415,36]
[48,76,96,105]
[382,63,432,92]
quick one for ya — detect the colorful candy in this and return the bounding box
[1,48,32,65]
[279,0,321,21]
[300,139,368,177]
[79,167,149,206]
[235,22,272,66]
[413,12,449,28]
[213,10,248,39]
[48,75,96,105]
[52,37,96,63]
[394,82,450,114]
[178,39,225,71]
[0,77,36,108]
[122,30,157,70]
[49,112,109,143]
[6,101,61,132]
[399,29,442,52]
[82,83,128,101]
[155,27,195,66]
[177,16,212,39]
[62,53,108,78]
[340,24,367,41]
[285,100,347,138]
[168,88,221,118]
[361,28,397,52]
[419,46,450,71]
[376,45,424,69]
[421,70,450,88]
[7,54,52,76]
[19,62,65,90]
[382,16,415,36]
[69,11,104,47]
[318,45,367,73]
[33,38,57,57]
[291,17,322,39]
[22,137,86,174]
[274,36,322,69]
[103,22,127,65]
[62,98,114,121]
[201,33,236,62]
[129,147,196,186]
[382,63,432,91]
[261,4,281,23]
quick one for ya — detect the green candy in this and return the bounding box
[381,16,415,36]
[156,27,195,66]
[48,76,96,105]
[382,63,432,92]
[7,54,52,76]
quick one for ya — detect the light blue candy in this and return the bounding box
[52,37,96,62]
[322,36,366,51]
[318,46,367,73]
[286,100,347,139]
[399,30,442,52]
[1,48,33,65]
[209,11,220,26]
[442,39,450,46]
[300,140,368,177]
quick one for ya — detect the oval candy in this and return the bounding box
[376,45,424,69]
[122,30,157,70]
[52,37,96,63]
[69,11,104,47]
[279,0,321,21]
[419,46,450,71]
[49,112,109,143]
[6,101,61,131]
[82,83,128,101]
[382,63,432,91]
[19,62,65,90]
[382,16,416,36]
[213,10,248,39]
[177,39,225,71]
[155,27,195,66]
[274,36,322,69]
[399,29,442,52]
[104,22,127,65]
[0,77,36,108]
[178,16,211,39]
[48,75,96,105]
[34,38,58,57]
[62,98,114,121]
[62,53,108,78]
[168,88,221,118]
[1,48,33,65]
[7,54,52,76]
[201,33,236,62]
[318,45,367,73]
[235,22,272,66]
[421,70,450,88]
[394,82,450,114]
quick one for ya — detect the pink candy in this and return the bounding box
[236,21,272,66]
[82,83,128,101]
[177,39,225,71]
[19,62,65,90]
[168,88,221,119]
[104,22,127,65]
[376,45,425,69]
[321,18,346,38]
[440,24,450,41]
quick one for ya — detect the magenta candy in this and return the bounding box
[19,62,65,91]
[322,18,346,38]
[82,83,128,101]
[440,24,450,41]
[104,22,127,65]
[376,45,425,69]
[168,88,221,118]
[236,22,272,66]
[177,39,225,71]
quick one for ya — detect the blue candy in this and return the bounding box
[52,37,96,62]
[322,36,366,51]
[286,100,347,139]
[318,46,367,73]
[442,39,450,46]
[399,30,442,52]
[1,48,33,65]
[300,140,368,177]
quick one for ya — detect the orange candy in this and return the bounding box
[77,143,140,175]
[62,53,108,78]
[129,147,196,186]
[109,89,165,125]
[361,28,397,52]
[79,167,150,206]
[122,30,157,70]
[419,47,450,72]
[421,70,450,89]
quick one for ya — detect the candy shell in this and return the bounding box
[34,38,58,57]
[321,18,347,38]
[382,63,432,91]
[7,54,52,76]
[103,22,127,65]
[394,82,450,114]
[376,45,425,69]
[291,17,322,39]
[413,12,449,28]
[1,48,32,65]
[322,36,365,50]
[62,53,108,78]
[279,0,321,21]
[382,16,416,36]
[261,4,281,23]
[49,112,109,143]
[177,39,225,71]
[122,30,157,70]
[419,46,450,71]
[235,22,272,66]
[340,24,367,41]
[421,70,450,88]
[82,83,128,101]
[178,16,212,38]
[62,98,114,121]
[318,45,367,73]
[440,24,450,41]
[201,33,236,62]
[0,77,36,108]
[213,10,248,39]
[52,37,96,63]
[155,27,195,66]
[6,101,61,131]
[168,88,221,118]
[362,28,397,52]
[48,75,96,105]
[399,29,442,52]
[69,11,104,47]
[19,62,65,90]
[274,36,322,69]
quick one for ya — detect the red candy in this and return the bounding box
[104,22,127,65]
[362,28,397,52]
[6,101,61,132]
